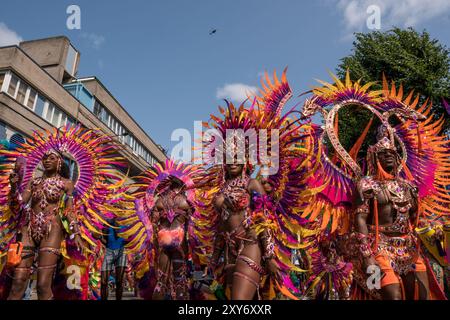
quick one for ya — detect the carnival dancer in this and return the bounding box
[0,125,127,300]
[415,219,450,299]
[203,69,320,300]
[299,72,450,300]
[355,126,431,299]
[151,175,194,299]
[207,162,277,300]
[6,148,82,300]
[117,160,208,300]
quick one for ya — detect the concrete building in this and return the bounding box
[0,36,166,176]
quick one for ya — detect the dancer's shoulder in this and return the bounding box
[357,176,380,198]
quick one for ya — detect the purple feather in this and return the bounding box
[443,98,450,115]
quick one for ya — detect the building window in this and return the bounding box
[2,71,74,130]
[61,114,68,127]
[26,88,37,110]
[43,103,53,123]
[100,106,109,125]
[7,74,19,97]
[110,117,116,133]
[44,103,64,127]
[94,100,112,128]
[52,108,63,127]
[35,94,46,117]
[129,136,136,152]
[0,121,23,143]
[65,45,78,76]
[66,116,75,126]
[120,129,128,143]
[16,81,27,105]
[0,121,6,140]
[9,133,25,148]
[93,101,103,118]
[0,73,4,90]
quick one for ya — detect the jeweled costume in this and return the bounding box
[201,69,323,300]
[207,168,275,296]
[117,160,207,300]
[354,131,428,294]
[27,173,67,243]
[0,125,127,299]
[300,72,450,299]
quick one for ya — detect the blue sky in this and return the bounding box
[1,0,450,153]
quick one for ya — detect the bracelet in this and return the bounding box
[208,260,218,271]
[359,243,372,258]
[356,203,370,215]
[69,220,79,227]
[69,231,81,240]
[69,221,80,233]
[355,232,368,241]
[260,228,275,260]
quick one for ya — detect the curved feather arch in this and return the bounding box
[0,124,128,252]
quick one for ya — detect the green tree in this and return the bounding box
[334,27,450,156]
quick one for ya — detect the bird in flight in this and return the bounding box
[209,28,217,35]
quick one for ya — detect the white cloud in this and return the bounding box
[80,33,105,49]
[216,83,258,102]
[336,0,450,37]
[0,22,23,46]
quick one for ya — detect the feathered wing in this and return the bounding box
[188,168,221,266]
[299,71,385,236]
[244,70,329,299]
[0,144,23,253]
[254,68,293,117]
[294,72,386,298]
[117,195,154,279]
[301,128,355,235]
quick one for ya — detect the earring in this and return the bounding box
[242,163,247,179]
[57,159,62,174]
[222,164,227,183]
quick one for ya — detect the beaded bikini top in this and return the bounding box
[219,175,250,221]
[364,178,415,234]
[157,189,188,224]
[31,175,65,210]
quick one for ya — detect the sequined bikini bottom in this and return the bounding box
[158,227,185,250]
[27,208,57,243]
[375,232,420,276]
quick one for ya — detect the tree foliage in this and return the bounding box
[334,27,450,156]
